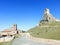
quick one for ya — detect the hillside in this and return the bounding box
[28,8,60,40]
[28,22,60,40]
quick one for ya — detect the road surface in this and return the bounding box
[12,33,51,45]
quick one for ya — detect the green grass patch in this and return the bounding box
[28,22,60,40]
[0,40,13,45]
[14,34,21,39]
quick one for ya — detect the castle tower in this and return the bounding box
[12,24,17,30]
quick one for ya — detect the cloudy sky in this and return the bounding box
[0,0,60,31]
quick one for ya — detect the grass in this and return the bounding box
[14,34,21,39]
[28,22,60,40]
[0,40,13,45]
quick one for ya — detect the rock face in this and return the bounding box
[40,8,60,23]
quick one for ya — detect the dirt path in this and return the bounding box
[12,33,50,45]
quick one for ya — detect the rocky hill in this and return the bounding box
[39,8,60,24]
[28,8,60,40]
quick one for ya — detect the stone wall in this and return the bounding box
[0,36,14,42]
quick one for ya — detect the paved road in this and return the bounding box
[12,33,51,45]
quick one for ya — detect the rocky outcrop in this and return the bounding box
[40,8,60,23]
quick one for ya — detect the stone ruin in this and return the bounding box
[40,8,60,23]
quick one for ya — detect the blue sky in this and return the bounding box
[0,0,60,31]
